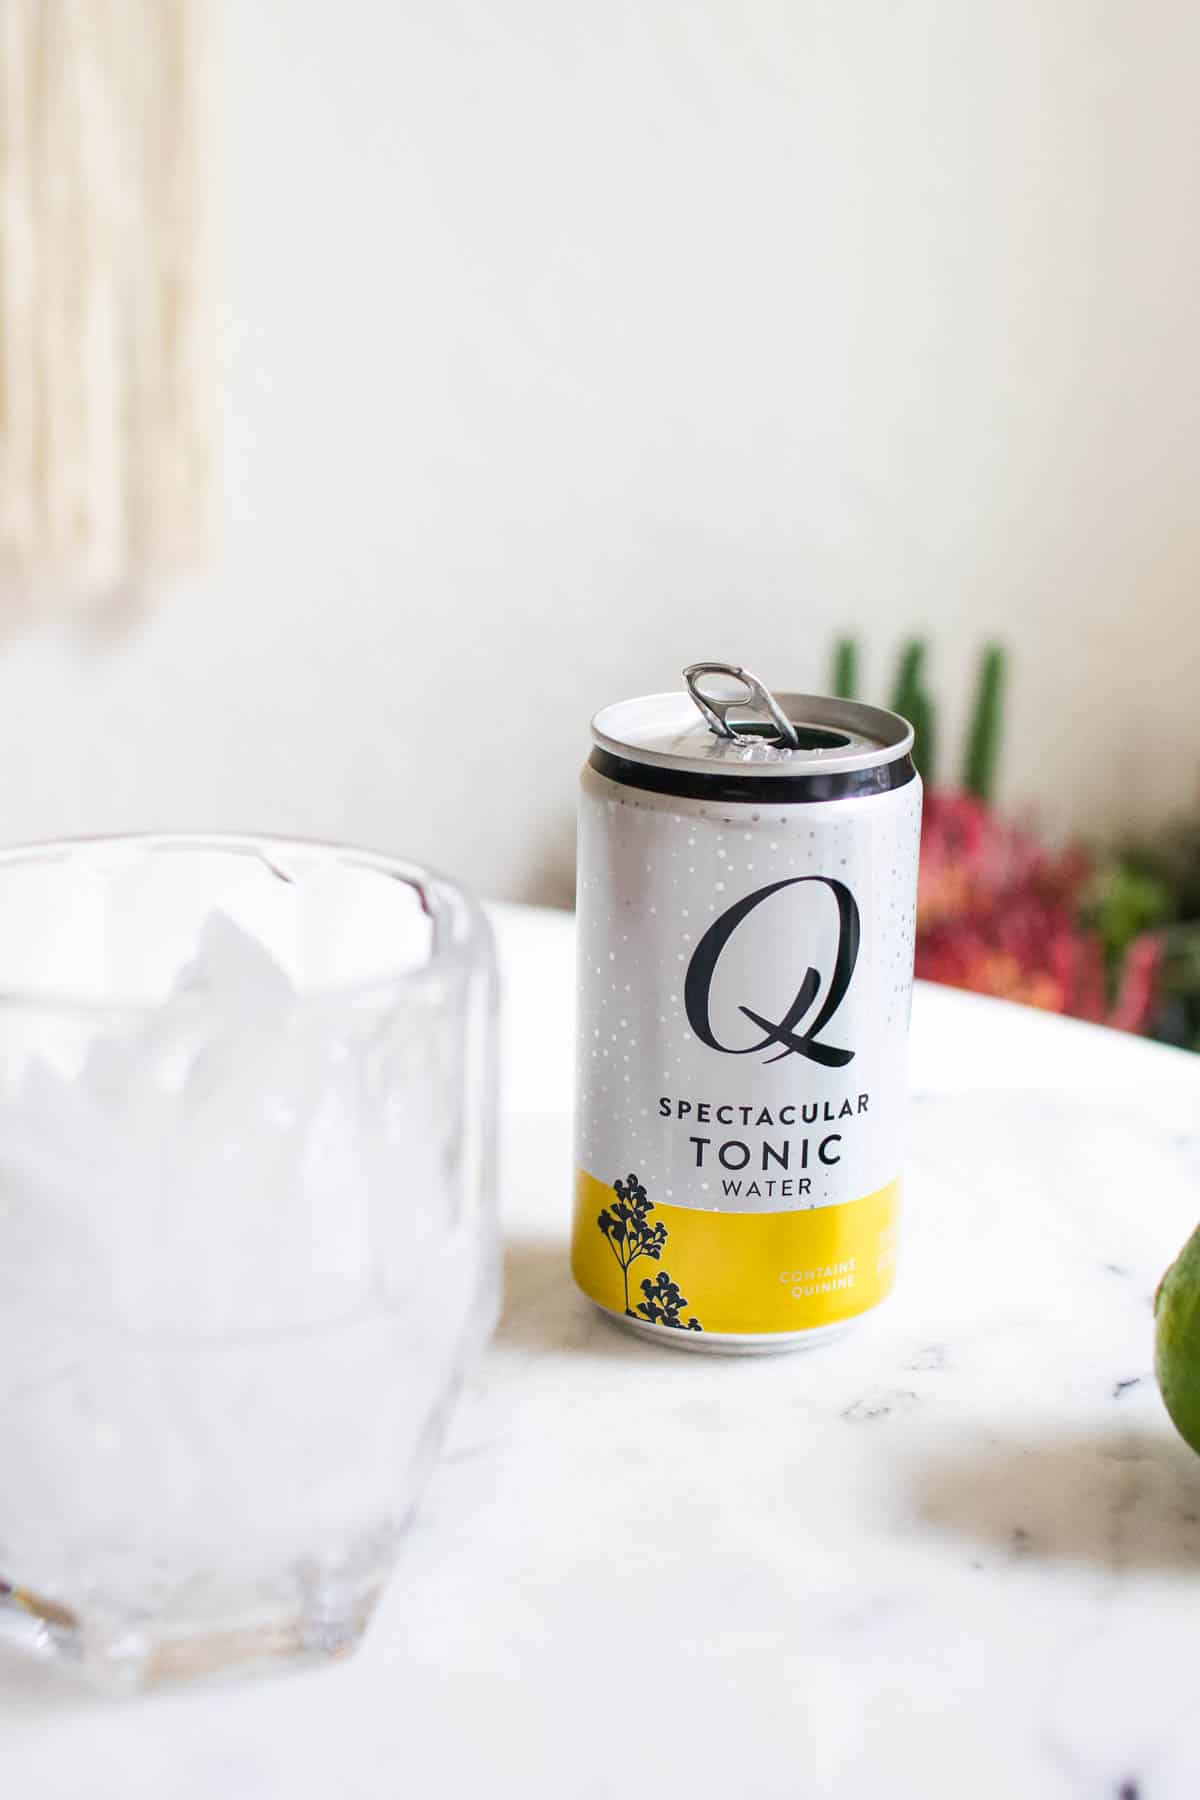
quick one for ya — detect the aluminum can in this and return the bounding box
[572,669,922,1352]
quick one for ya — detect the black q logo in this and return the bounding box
[684,877,860,1068]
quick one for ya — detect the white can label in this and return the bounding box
[572,767,922,1336]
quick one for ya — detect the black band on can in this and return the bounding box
[588,747,917,805]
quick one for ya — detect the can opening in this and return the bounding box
[731,721,852,751]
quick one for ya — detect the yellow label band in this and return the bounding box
[572,1168,898,1336]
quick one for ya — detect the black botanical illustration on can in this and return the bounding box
[597,1173,703,1331]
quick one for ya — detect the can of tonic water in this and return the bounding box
[572,662,922,1352]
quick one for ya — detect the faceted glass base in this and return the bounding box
[1,1568,386,1693]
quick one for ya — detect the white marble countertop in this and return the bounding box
[3,904,1200,1800]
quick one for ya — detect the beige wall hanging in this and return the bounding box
[0,0,208,623]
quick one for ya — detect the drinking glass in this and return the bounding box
[0,835,498,1689]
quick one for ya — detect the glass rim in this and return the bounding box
[0,831,493,1017]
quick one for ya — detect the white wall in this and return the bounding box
[0,1,1197,902]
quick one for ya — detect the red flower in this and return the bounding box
[915,789,1158,1031]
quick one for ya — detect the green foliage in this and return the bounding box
[830,637,859,700]
[1151,815,1200,921]
[1086,858,1175,988]
[1089,842,1200,1049]
[962,645,1007,804]
[1156,924,1200,1053]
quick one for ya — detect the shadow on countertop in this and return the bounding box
[918,1425,1200,1572]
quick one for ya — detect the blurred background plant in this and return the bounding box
[833,637,1200,1050]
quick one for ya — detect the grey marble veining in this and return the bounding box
[464,1088,1200,1800]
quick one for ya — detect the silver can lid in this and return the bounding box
[592,664,913,780]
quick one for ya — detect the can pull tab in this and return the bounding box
[683,662,801,750]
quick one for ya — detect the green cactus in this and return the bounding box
[906,683,937,787]
[890,640,927,723]
[890,639,936,786]
[831,637,859,700]
[963,644,1007,804]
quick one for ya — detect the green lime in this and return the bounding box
[1155,1222,1200,1457]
